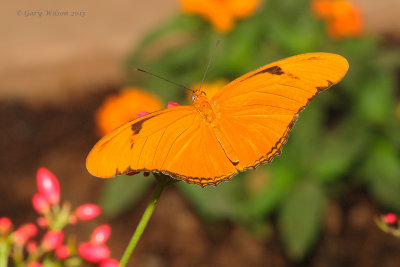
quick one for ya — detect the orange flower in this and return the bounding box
[312,0,363,39]
[181,0,260,33]
[187,79,227,102]
[95,88,163,136]
[312,0,332,18]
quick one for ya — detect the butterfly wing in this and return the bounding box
[86,106,237,186]
[211,53,349,171]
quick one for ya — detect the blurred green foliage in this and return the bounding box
[99,0,400,261]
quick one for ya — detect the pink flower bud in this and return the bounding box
[100,258,121,267]
[75,204,101,221]
[42,230,64,251]
[36,217,48,228]
[90,225,111,245]
[69,215,78,225]
[36,168,60,204]
[32,193,50,214]
[136,111,150,118]
[56,245,70,259]
[0,217,12,234]
[23,224,38,236]
[384,213,398,225]
[14,223,37,245]
[27,241,38,253]
[27,263,42,267]
[26,240,38,254]
[167,102,180,108]
[78,242,110,263]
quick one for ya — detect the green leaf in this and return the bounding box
[356,72,396,124]
[312,118,369,183]
[279,181,325,260]
[243,165,297,219]
[177,174,247,221]
[281,103,323,169]
[361,139,400,211]
[99,175,152,217]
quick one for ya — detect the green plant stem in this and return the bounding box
[0,238,9,267]
[12,245,23,267]
[119,180,167,267]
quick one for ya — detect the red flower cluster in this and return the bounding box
[0,168,120,267]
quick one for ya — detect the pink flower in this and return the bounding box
[27,263,42,267]
[27,241,38,253]
[21,224,38,236]
[36,168,60,204]
[0,217,12,234]
[78,242,110,263]
[167,102,180,108]
[41,230,64,251]
[91,225,111,245]
[56,245,70,259]
[100,258,121,267]
[13,223,38,245]
[69,215,78,225]
[136,111,150,118]
[36,217,48,228]
[75,204,101,221]
[384,213,398,225]
[32,193,50,214]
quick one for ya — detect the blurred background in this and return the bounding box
[1,0,400,266]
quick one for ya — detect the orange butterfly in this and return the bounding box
[86,53,348,187]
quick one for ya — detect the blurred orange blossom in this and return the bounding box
[95,88,163,136]
[180,0,261,33]
[312,0,363,39]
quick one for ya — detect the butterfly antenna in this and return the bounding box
[198,40,220,91]
[136,68,194,93]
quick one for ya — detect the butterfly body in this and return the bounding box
[193,91,218,126]
[87,53,349,186]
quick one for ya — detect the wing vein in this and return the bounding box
[132,112,194,141]
[160,115,198,169]
[151,127,167,169]
[254,91,303,103]
[240,103,296,112]
[277,81,314,93]
[138,137,148,167]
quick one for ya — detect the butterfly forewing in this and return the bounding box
[211,53,349,171]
